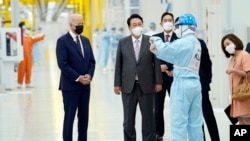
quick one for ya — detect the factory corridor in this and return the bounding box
[0,21,231,141]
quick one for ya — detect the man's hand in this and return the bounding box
[149,44,158,54]
[149,37,158,54]
[166,70,173,77]
[155,84,162,93]
[114,86,122,95]
[161,64,168,72]
[78,74,91,85]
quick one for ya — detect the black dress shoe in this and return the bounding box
[156,135,163,141]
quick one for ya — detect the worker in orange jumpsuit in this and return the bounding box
[7,24,45,88]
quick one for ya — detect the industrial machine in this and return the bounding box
[0,27,22,92]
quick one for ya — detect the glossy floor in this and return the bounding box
[0,23,231,141]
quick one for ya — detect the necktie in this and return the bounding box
[165,34,170,42]
[134,40,140,61]
[76,36,84,57]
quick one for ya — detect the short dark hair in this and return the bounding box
[221,34,244,58]
[127,14,143,26]
[160,12,174,22]
[175,17,179,23]
[18,21,25,28]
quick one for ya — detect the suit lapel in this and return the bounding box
[74,36,84,59]
[127,36,137,62]
[137,35,148,63]
[159,32,165,41]
[79,37,85,59]
[171,32,178,41]
[126,35,149,63]
[66,33,83,58]
[158,32,178,42]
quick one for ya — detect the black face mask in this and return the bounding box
[75,25,84,34]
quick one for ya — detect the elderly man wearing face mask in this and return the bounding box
[114,13,162,141]
[56,13,96,141]
[152,12,178,141]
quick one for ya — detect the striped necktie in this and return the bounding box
[134,40,140,61]
[165,34,170,42]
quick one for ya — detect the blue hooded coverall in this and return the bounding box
[100,29,110,68]
[152,34,204,141]
[110,33,123,67]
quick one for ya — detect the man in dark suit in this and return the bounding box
[56,14,96,141]
[199,39,220,141]
[246,42,250,54]
[114,14,163,141]
[153,12,178,141]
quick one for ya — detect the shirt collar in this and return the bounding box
[69,30,78,41]
[132,35,143,43]
[164,31,173,37]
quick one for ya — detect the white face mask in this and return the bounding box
[163,22,173,31]
[174,25,190,38]
[24,30,30,36]
[174,28,182,38]
[225,44,236,54]
[131,26,143,37]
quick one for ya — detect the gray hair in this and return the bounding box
[68,14,83,24]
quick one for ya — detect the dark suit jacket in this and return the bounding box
[198,38,212,92]
[114,35,162,94]
[153,32,178,70]
[246,42,250,54]
[56,32,96,91]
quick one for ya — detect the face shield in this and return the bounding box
[175,24,197,38]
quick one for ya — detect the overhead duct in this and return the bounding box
[51,0,69,21]
[36,0,48,21]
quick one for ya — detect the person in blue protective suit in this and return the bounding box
[110,27,124,68]
[32,27,43,65]
[92,28,100,63]
[145,21,157,36]
[99,27,110,71]
[117,27,124,39]
[150,13,204,141]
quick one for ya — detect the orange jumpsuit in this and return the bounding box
[18,34,45,85]
[7,32,45,85]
